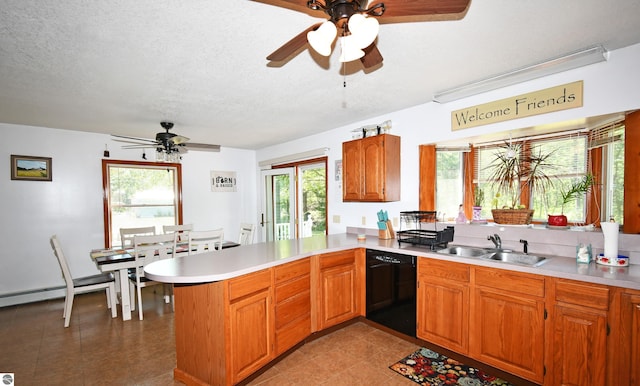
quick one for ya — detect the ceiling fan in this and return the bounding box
[262,0,472,68]
[112,122,220,160]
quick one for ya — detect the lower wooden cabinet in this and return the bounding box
[547,279,609,386]
[314,249,362,330]
[608,287,640,386]
[470,268,546,384]
[417,258,470,354]
[227,269,274,384]
[274,258,311,355]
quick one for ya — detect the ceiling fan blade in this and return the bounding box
[112,134,157,143]
[374,0,471,21]
[170,135,190,145]
[185,142,221,152]
[253,0,312,14]
[267,23,322,62]
[361,43,383,69]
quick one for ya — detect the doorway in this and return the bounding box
[261,158,327,242]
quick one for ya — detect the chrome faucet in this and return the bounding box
[487,234,502,249]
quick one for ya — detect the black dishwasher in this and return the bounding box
[365,249,416,337]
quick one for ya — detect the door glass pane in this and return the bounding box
[273,173,292,240]
[108,165,178,247]
[299,163,326,238]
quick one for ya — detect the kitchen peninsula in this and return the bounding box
[145,230,640,385]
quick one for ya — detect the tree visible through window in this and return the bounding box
[102,160,182,248]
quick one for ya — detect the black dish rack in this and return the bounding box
[397,211,454,250]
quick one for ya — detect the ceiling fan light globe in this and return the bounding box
[307,21,337,56]
[338,36,365,62]
[348,13,379,48]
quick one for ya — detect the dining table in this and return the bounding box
[90,240,240,321]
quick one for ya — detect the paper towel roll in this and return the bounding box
[601,222,619,258]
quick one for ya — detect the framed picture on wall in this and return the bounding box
[10,155,52,181]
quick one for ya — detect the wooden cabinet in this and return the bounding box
[227,269,274,384]
[608,287,640,386]
[342,134,400,202]
[417,258,470,354]
[547,279,609,386]
[173,268,274,386]
[274,258,311,356]
[470,268,546,384]
[314,249,362,330]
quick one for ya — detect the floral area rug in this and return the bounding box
[389,348,513,386]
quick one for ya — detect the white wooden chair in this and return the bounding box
[188,229,224,254]
[119,226,156,248]
[128,233,176,320]
[238,223,255,245]
[50,235,117,327]
[163,223,193,242]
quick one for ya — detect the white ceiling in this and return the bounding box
[1,0,640,150]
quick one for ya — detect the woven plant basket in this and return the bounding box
[491,209,534,225]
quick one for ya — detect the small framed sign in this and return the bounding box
[10,155,52,181]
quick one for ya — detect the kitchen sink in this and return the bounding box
[484,251,547,267]
[437,246,490,258]
[436,246,547,267]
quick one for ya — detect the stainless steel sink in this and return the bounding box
[437,246,489,258]
[436,246,547,267]
[484,251,547,267]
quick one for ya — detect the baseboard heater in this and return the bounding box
[0,286,65,307]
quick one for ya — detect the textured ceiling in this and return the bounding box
[1,0,640,150]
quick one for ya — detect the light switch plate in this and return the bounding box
[333,215,340,223]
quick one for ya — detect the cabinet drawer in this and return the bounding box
[474,268,545,297]
[275,293,311,330]
[554,279,609,310]
[275,274,310,303]
[274,258,310,284]
[319,250,355,269]
[419,258,469,282]
[227,269,272,302]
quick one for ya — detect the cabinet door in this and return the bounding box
[551,304,607,386]
[417,259,469,354]
[361,135,385,201]
[614,291,640,385]
[418,275,469,354]
[319,261,358,329]
[342,139,362,201]
[229,288,272,384]
[471,287,545,383]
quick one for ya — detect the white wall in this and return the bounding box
[0,124,256,304]
[2,43,639,305]
[256,43,640,235]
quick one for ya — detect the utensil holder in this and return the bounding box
[379,220,395,239]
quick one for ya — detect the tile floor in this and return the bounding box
[0,289,531,386]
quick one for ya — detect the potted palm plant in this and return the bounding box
[548,173,595,227]
[485,142,555,224]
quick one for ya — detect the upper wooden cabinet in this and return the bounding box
[342,134,400,202]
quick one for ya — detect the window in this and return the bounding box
[590,122,625,223]
[436,150,465,221]
[530,135,588,222]
[473,123,625,225]
[102,160,182,247]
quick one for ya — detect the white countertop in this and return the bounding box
[144,233,640,290]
